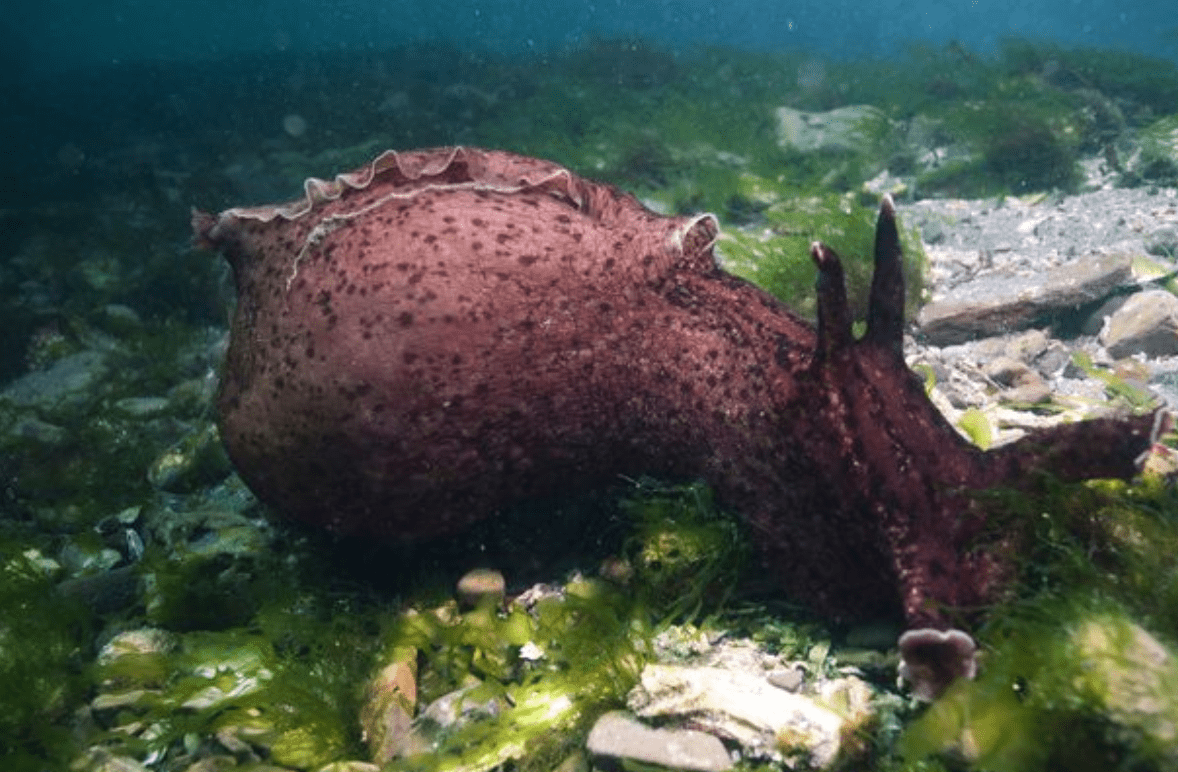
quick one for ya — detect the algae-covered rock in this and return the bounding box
[1066,615,1178,759]
[359,649,419,763]
[1127,115,1178,186]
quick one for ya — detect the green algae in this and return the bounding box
[899,465,1178,770]
[936,94,1084,196]
[1133,115,1178,187]
[0,551,91,769]
[954,408,993,451]
[999,39,1178,120]
[382,580,653,772]
[93,571,388,769]
[1069,351,1160,412]
[900,601,1178,771]
[622,479,747,621]
[370,481,749,772]
[79,480,751,771]
[719,192,928,324]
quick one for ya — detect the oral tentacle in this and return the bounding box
[864,194,906,358]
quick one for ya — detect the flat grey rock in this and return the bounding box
[917,252,1134,345]
[586,710,732,772]
[1,350,109,411]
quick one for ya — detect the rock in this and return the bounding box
[1100,289,1178,358]
[112,396,172,417]
[178,640,274,711]
[145,505,267,556]
[774,105,889,156]
[456,568,506,609]
[767,665,806,692]
[983,356,1037,387]
[383,679,513,764]
[359,649,419,763]
[550,750,589,772]
[1002,329,1050,366]
[917,252,1134,345]
[585,710,732,772]
[1067,615,1178,762]
[147,423,232,493]
[1,350,108,411]
[1082,294,1130,335]
[1032,340,1074,378]
[1001,381,1052,405]
[177,757,238,772]
[980,355,1051,403]
[419,683,507,728]
[59,538,123,577]
[70,748,152,772]
[57,565,142,615]
[5,414,68,445]
[627,663,871,769]
[1144,225,1178,259]
[90,628,176,724]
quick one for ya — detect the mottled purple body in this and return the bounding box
[195,146,1154,632]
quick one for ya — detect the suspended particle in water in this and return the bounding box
[283,114,308,138]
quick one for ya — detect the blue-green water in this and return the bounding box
[7,1,1178,70]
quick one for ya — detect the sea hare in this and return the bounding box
[194,146,1157,696]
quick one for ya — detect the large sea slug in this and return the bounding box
[194,146,1158,697]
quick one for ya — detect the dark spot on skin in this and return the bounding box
[398,312,414,327]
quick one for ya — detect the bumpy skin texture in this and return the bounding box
[194,146,1155,631]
